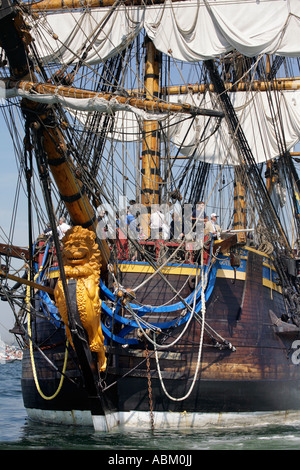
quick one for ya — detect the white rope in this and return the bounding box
[154,248,207,401]
[125,263,201,349]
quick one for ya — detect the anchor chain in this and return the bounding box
[145,341,154,433]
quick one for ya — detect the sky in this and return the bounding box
[0,112,22,342]
[0,109,31,343]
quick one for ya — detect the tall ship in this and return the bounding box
[0,0,300,431]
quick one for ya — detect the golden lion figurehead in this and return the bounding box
[55,225,106,372]
[61,225,102,277]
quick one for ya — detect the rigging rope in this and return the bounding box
[26,270,69,400]
[154,248,207,401]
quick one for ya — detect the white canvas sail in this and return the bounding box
[0,82,169,121]
[58,88,300,166]
[27,0,300,66]
[168,88,300,165]
[27,5,145,65]
[145,0,300,60]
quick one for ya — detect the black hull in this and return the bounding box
[21,247,300,429]
[22,351,300,428]
[112,376,300,414]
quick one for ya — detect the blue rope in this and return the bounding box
[115,261,217,342]
[34,237,218,345]
[102,239,217,344]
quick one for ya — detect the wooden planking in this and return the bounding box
[116,249,300,384]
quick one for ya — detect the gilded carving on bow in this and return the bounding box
[54,225,106,372]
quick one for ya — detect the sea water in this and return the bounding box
[1,361,300,452]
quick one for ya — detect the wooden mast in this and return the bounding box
[233,169,247,244]
[141,38,161,208]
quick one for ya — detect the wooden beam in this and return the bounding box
[0,269,54,295]
[159,78,300,95]
[28,0,178,11]
[8,79,224,117]
[0,243,29,260]
[127,78,300,97]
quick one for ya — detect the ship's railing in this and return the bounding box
[115,235,211,265]
[32,231,217,345]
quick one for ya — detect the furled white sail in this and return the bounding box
[4,78,299,166]
[93,88,300,166]
[145,0,300,61]
[0,81,169,121]
[27,6,144,65]
[169,89,300,165]
[27,0,300,65]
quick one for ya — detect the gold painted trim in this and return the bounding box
[243,245,271,258]
[45,246,281,293]
[46,270,60,279]
[216,269,246,280]
[118,263,201,276]
[263,278,282,293]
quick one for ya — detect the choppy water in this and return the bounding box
[1,361,300,453]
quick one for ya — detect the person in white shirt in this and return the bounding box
[150,209,166,239]
[57,217,71,240]
[204,213,221,239]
